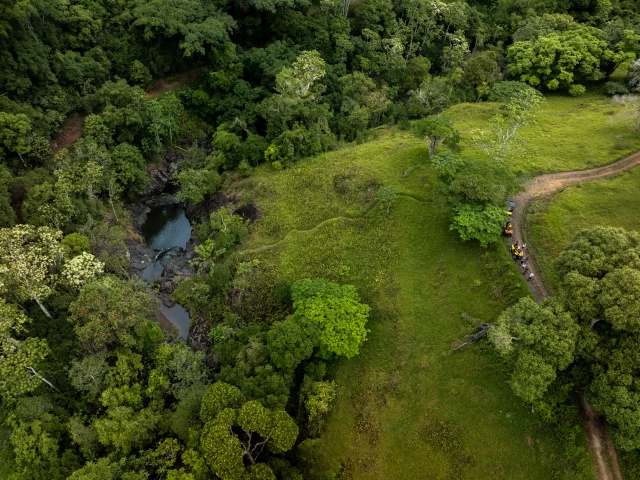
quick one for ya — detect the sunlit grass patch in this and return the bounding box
[448,93,640,175]
[528,166,640,292]
[232,129,595,479]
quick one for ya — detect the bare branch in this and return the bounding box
[25,366,59,392]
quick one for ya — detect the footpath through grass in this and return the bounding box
[233,128,595,479]
[449,93,640,175]
[527,166,640,293]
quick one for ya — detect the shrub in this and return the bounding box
[129,60,152,87]
[605,81,629,96]
[397,116,411,130]
[489,81,538,103]
[175,168,221,204]
[629,58,640,92]
[61,233,90,257]
[613,136,635,151]
[237,159,252,178]
[568,84,586,97]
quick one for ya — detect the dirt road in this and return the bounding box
[511,150,640,480]
[145,69,200,98]
[511,148,640,301]
[51,114,85,156]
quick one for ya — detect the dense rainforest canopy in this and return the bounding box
[3,0,640,477]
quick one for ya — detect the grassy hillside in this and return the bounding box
[232,129,594,479]
[449,93,640,175]
[527,166,640,293]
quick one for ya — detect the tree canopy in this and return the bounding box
[495,227,640,451]
[4,0,640,473]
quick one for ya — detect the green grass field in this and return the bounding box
[232,128,594,479]
[527,166,640,293]
[449,93,640,175]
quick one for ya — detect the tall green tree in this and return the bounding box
[507,27,613,91]
[412,114,460,158]
[290,278,370,359]
[495,227,640,450]
[0,299,52,402]
[474,85,543,161]
[0,112,32,166]
[199,383,298,479]
[68,277,160,352]
[450,203,508,247]
[260,50,331,143]
[0,225,65,317]
[490,298,579,403]
[133,0,235,57]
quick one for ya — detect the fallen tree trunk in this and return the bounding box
[455,314,493,350]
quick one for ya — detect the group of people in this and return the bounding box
[511,243,535,282]
[504,221,513,236]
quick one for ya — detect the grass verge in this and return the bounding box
[527,166,640,293]
[448,93,640,175]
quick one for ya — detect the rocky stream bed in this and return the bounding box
[124,154,257,350]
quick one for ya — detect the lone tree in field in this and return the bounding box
[474,83,543,161]
[613,94,640,130]
[433,154,519,247]
[267,278,371,375]
[450,203,508,248]
[290,278,370,359]
[413,115,460,158]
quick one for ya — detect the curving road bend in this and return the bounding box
[511,148,640,301]
[510,149,640,480]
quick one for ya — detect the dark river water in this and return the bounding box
[141,204,192,250]
[140,203,192,339]
[160,304,191,339]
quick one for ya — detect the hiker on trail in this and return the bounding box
[522,242,526,249]
[527,272,534,281]
[521,264,527,273]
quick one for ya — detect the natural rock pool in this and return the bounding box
[141,203,191,250]
[160,303,191,339]
[139,201,193,339]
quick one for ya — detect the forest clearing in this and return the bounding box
[225,93,640,478]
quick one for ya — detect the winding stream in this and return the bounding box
[140,203,193,338]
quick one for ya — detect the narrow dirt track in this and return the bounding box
[51,69,200,154]
[511,148,640,301]
[511,150,640,480]
[51,114,85,156]
[145,69,200,98]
